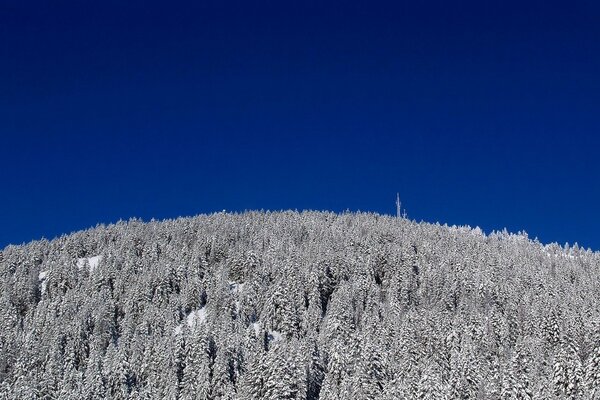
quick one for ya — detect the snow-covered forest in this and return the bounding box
[1,211,599,399]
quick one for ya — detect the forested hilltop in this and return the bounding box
[1,211,600,399]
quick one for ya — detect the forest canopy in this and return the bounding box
[1,211,599,399]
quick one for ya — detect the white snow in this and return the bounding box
[197,307,207,323]
[229,281,245,314]
[268,330,283,342]
[175,306,208,335]
[187,306,207,326]
[544,249,577,260]
[77,255,102,273]
[38,270,49,293]
[228,281,245,294]
[249,322,282,342]
[252,322,261,336]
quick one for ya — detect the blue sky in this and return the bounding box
[1,0,599,249]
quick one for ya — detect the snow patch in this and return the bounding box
[252,322,261,336]
[229,281,245,294]
[38,270,49,293]
[248,322,283,342]
[268,330,283,342]
[188,306,207,327]
[77,255,102,273]
[197,307,207,324]
[175,307,208,335]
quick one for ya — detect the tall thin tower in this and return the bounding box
[396,193,401,219]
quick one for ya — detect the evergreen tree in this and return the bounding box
[1,211,599,398]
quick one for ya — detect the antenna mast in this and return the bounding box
[396,193,401,219]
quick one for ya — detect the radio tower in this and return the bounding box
[396,193,401,219]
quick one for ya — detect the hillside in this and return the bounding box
[1,211,599,399]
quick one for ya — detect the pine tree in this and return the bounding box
[585,344,600,399]
[416,362,445,400]
[83,348,106,400]
[1,211,600,398]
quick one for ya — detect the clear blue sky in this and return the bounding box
[1,0,599,249]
